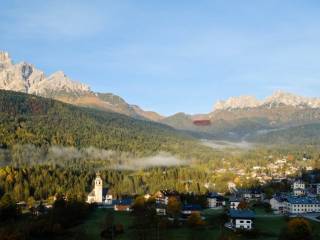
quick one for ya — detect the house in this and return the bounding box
[207,192,225,208]
[87,173,113,204]
[292,180,306,196]
[269,194,288,214]
[30,202,47,216]
[283,196,320,215]
[113,198,133,212]
[181,204,202,218]
[226,209,255,231]
[229,196,241,210]
[293,188,306,196]
[154,190,179,205]
[239,189,263,201]
[155,203,167,216]
[228,182,237,193]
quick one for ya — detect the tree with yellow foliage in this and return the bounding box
[280,218,312,240]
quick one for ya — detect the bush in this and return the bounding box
[187,212,205,228]
[279,218,313,240]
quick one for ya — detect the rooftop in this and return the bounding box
[229,209,255,219]
[287,196,320,205]
[182,204,202,211]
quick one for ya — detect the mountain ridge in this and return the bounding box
[213,90,320,111]
[0,51,163,121]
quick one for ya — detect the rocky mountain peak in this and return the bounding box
[213,91,320,111]
[214,95,260,111]
[0,51,90,96]
[265,91,305,106]
[0,51,12,69]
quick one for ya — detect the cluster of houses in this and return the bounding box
[86,174,258,231]
[86,173,320,232]
[270,180,320,215]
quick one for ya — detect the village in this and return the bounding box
[81,171,320,233]
[9,151,320,239]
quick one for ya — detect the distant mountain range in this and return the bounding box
[2,51,320,144]
[161,92,320,141]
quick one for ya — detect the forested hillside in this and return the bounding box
[249,123,320,145]
[0,90,195,154]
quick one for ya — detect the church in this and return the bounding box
[87,173,113,204]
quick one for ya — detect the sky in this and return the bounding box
[1,0,320,116]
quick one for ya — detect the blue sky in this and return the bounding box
[1,0,320,115]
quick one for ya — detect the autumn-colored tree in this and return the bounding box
[237,200,248,210]
[0,194,18,222]
[187,212,205,228]
[287,154,294,161]
[280,218,313,240]
[167,196,181,218]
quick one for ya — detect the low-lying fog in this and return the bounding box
[0,145,188,170]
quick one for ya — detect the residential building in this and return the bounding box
[155,203,167,216]
[292,180,306,196]
[181,204,202,218]
[154,190,179,205]
[229,196,241,210]
[270,194,288,214]
[240,189,263,201]
[283,196,320,214]
[207,192,225,209]
[227,210,255,231]
[113,198,133,212]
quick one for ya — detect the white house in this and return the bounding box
[270,194,287,214]
[229,197,241,210]
[240,189,264,201]
[227,210,255,231]
[283,196,320,215]
[155,203,167,216]
[292,180,306,196]
[154,190,179,205]
[207,192,226,209]
[87,173,113,204]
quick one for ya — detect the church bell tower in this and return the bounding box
[94,173,103,203]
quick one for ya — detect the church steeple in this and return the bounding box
[94,172,103,203]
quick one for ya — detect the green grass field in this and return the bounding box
[69,207,320,240]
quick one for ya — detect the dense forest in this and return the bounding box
[0,90,196,154]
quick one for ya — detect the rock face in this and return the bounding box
[214,96,260,110]
[0,51,163,121]
[0,52,90,97]
[213,91,320,111]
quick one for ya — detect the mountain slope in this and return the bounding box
[0,51,163,121]
[0,90,189,154]
[248,123,320,145]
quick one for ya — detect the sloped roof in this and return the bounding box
[182,204,202,211]
[287,196,320,205]
[229,209,255,219]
